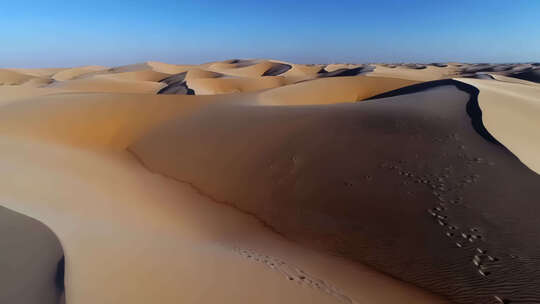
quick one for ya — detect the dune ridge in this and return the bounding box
[1,59,539,304]
[130,77,540,304]
[0,206,64,304]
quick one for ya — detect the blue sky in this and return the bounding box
[1,0,539,67]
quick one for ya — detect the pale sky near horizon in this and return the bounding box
[1,0,539,67]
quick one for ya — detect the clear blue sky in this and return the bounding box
[1,0,539,67]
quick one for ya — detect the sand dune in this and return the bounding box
[157,68,223,94]
[0,87,71,105]
[188,76,288,95]
[0,92,223,149]
[131,79,540,304]
[146,61,194,74]
[490,73,540,85]
[0,69,37,85]
[0,206,64,304]
[184,68,223,81]
[52,66,108,81]
[95,70,170,82]
[1,59,539,304]
[207,60,291,78]
[458,64,540,83]
[47,75,165,93]
[6,68,66,77]
[368,64,460,81]
[510,68,540,83]
[457,78,540,172]
[324,64,361,72]
[0,138,445,304]
[258,76,417,105]
[279,64,325,82]
[319,65,375,78]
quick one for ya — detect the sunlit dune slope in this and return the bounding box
[206,60,291,78]
[0,69,37,85]
[0,92,222,149]
[457,78,540,172]
[0,138,445,304]
[279,64,325,82]
[47,76,166,93]
[7,68,66,77]
[52,66,108,81]
[258,76,417,105]
[368,64,459,81]
[0,87,71,105]
[189,76,288,95]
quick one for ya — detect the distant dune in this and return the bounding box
[52,66,108,81]
[0,59,539,304]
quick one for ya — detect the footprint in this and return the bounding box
[231,246,357,304]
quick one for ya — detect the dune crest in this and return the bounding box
[1,59,539,304]
[457,78,540,173]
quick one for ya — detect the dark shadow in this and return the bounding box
[262,63,292,76]
[159,72,187,85]
[509,69,540,83]
[157,81,195,95]
[0,206,65,304]
[318,65,375,77]
[55,256,65,293]
[364,79,507,148]
[158,72,195,95]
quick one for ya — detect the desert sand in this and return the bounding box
[0,59,539,304]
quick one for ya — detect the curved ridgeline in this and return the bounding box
[0,206,65,304]
[131,80,540,304]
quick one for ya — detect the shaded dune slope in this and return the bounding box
[459,64,540,83]
[157,80,194,95]
[157,71,194,95]
[318,65,375,78]
[131,81,540,304]
[157,69,222,95]
[0,90,446,304]
[510,69,540,83]
[262,63,292,76]
[364,79,503,146]
[0,206,64,304]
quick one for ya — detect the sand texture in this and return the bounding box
[0,59,539,304]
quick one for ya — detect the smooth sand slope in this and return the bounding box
[0,206,64,304]
[457,78,540,173]
[131,80,540,304]
[47,75,166,93]
[367,64,460,81]
[257,76,417,105]
[0,81,445,304]
[0,140,443,304]
[0,69,41,86]
[51,66,108,81]
[188,76,288,95]
[1,59,539,304]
